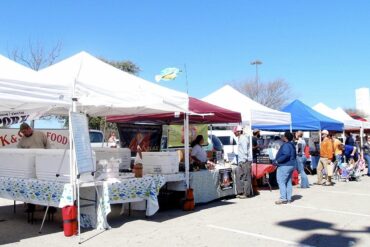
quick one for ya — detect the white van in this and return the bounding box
[208,130,238,162]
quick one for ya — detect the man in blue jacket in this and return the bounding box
[274,131,297,205]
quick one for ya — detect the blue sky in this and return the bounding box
[1,0,369,110]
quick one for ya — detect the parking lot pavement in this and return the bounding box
[1,174,370,247]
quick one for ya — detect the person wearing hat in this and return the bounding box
[252,129,261,162]
[17,123,50,149]
[233,125,253,198]
[316,130,334,186]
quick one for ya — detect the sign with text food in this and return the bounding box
[167,124,208,148]
[0,128,69,148]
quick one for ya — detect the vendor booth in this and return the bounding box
[202,85,291,191]
[0,55,70,119]
[280,100,344,169]
[107,97,243,204]
[281,100,344,131]
[0,51,192,240]
[202,85,291,128]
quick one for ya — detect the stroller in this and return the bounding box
[336,158,364,182]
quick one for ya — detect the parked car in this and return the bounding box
[89,129,120,148]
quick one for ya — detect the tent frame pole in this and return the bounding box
[184,113,190,189]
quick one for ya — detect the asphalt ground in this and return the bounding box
[1,173,369,247]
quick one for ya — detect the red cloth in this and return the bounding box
[251,164,276,179]
[292,169,299,185]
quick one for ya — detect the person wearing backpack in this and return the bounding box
[273,131,297,205]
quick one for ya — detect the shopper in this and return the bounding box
[345,132,355,146]
[295,131,309,188]
[273,131,297,205]
[107,132,118,148]
[362,136,370,176]
[234,126,253,198]
[252,129,261,162]
[316,130,334,186]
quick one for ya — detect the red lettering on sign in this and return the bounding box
[56,135,62,143]
[10,135,18,143]
[0,135,11,146]
[62,136,68,145]
[51,133,56,141]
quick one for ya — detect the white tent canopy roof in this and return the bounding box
[38,51,189,116]
[0,54,69,116]
[313,103,364,129]
[202,85,291,126]
[334,107,370,129]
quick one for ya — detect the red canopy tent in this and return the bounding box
[107,97,241,124]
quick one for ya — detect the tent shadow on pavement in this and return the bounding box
[0,204,64,245]
[277,218,370,247]
[106,198,236,226]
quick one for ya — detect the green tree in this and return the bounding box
[99,58,141,75]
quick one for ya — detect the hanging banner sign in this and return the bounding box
[167,124,208,148]
[0,112,30,127]
[117,123,162,155]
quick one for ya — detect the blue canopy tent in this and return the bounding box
[255,100,344,131]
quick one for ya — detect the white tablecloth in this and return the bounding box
[190,166,238,204]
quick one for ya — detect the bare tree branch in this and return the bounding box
[232,78,292,110]
[9,39,62,71]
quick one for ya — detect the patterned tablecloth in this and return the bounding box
[0,176,73,207]
[0,175,166,230]
[96,174,165,229]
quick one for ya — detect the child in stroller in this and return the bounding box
[335,144,362,181]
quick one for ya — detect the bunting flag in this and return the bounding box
[155,67,181,82]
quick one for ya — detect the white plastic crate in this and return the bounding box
[35,149,96,183]
[93,148,131,170]
[0,149,36,178]
[142,152,179,174]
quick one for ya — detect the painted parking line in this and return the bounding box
[319,190,370,197]
[207,224,316,247]
[287,204,370,217]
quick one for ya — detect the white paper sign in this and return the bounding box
[70,112,94,174]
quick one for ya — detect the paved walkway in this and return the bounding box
[1,174,370,247]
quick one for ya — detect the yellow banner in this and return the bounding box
[168,124,208,147]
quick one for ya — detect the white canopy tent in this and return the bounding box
[0,55,69,118]
[313,103,370,148]
[38,51,189,116]
[334,107,370,130]
[1,52,192,238]
[202,85,291,127]
[312,103,362,130]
